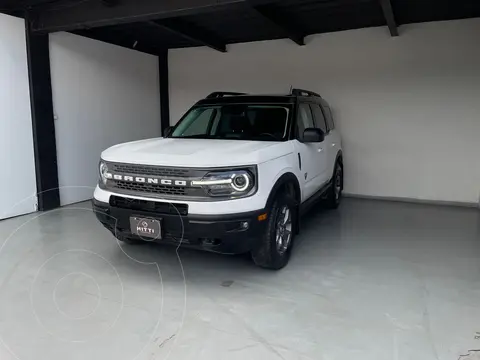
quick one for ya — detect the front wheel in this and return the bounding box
[251,193,297,270]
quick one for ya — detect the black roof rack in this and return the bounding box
[206,91,246,99]
[291,88,321,98]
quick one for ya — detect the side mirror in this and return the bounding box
[303,128,324,143]
[164,126,173,137]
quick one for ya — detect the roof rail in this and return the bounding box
[206,91,246,99]
[291,88,321,98]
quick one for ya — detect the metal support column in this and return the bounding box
[25,18,60,210]
[158,50,170,134]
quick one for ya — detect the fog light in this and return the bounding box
[240,221,249,230]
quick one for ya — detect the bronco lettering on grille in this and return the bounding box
[105,173,190,187]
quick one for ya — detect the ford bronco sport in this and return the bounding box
[93,89,343,269]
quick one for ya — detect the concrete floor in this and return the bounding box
[0,198,479,360]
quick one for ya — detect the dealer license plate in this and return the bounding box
[130,217,162,239]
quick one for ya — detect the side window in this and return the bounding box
[324,106,335,130]
[297,103,315,137]
[310,104,327,133]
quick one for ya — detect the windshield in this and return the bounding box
[171,104,291,141]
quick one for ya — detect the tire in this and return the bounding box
[251,192,297,270]
[325,160,343,209]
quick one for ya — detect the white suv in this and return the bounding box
[93,89,343,269]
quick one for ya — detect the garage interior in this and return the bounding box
[0,0,480,359]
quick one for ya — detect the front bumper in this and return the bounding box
[92,198,267,254]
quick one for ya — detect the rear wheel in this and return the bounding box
[251,193,297,270]
[325,161,343,209]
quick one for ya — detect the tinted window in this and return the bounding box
[310,104,327,133]
[297,104,314,137]
[246,107,289,139]
[324,106,335,130]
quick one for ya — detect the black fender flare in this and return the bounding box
[335,150,343,165]
[265,172,301,210]
[332,150,344,190]
[329,150,343,180]
[264,172,301,235]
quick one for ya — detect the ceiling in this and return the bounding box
[1,0,479,56]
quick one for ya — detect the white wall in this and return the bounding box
[50,33,161,205]
[170,18,480,205]
[0,14,37,219]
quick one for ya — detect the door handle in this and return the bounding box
[317,148,323,152]
[331,143,336,147]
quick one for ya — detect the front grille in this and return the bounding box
[104,162,210,199]
[110,196,188,215]
[111,163,190,177]
[113,181,187,196]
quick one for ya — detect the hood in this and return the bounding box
[101,138,293,167]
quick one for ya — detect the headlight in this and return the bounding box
[99,160,110,185]
[232,173,250,192]
[192,168,256,198]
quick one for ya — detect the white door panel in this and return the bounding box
[309,103,330,187]
[322,104,341,178]
[326,129,341,176]
[296,103,327,201]
[295,141,327,201]
[324,133,335,180]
